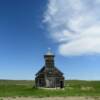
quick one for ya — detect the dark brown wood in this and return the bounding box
[35,50,64,88]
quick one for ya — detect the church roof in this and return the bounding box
[35,66,63,77]
[35,66,45,76]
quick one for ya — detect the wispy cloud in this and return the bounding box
[44,0,100,56]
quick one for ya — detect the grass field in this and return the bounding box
[0,80,100,97]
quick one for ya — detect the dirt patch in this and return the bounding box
[1,97,100,100]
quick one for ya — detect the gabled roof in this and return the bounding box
[35,66,45,76]
[35,66,63,77]
[54,66,63,75]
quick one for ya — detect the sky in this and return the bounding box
[0,0,100,80]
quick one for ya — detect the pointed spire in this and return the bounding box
[48,48,51,52]
[45,48,54,55]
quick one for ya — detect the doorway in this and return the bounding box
[60,81,63,88]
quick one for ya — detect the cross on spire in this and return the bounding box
[46,48,54,55]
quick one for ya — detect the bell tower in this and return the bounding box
[44,48,55,68]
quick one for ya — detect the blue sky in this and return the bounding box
[0,0,100,80]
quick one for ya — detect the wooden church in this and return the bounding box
[35,49,64,88]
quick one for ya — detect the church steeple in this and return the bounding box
[44,48,55,68]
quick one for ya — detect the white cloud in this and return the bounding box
[44,0,100,56]
[59,37,100,56]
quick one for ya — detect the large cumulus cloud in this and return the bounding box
[44,0,100,56]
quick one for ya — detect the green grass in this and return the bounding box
[0,80,100,97]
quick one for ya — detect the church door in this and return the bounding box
[60,81,63,88]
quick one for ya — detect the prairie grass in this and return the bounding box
[0,80,100,97]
